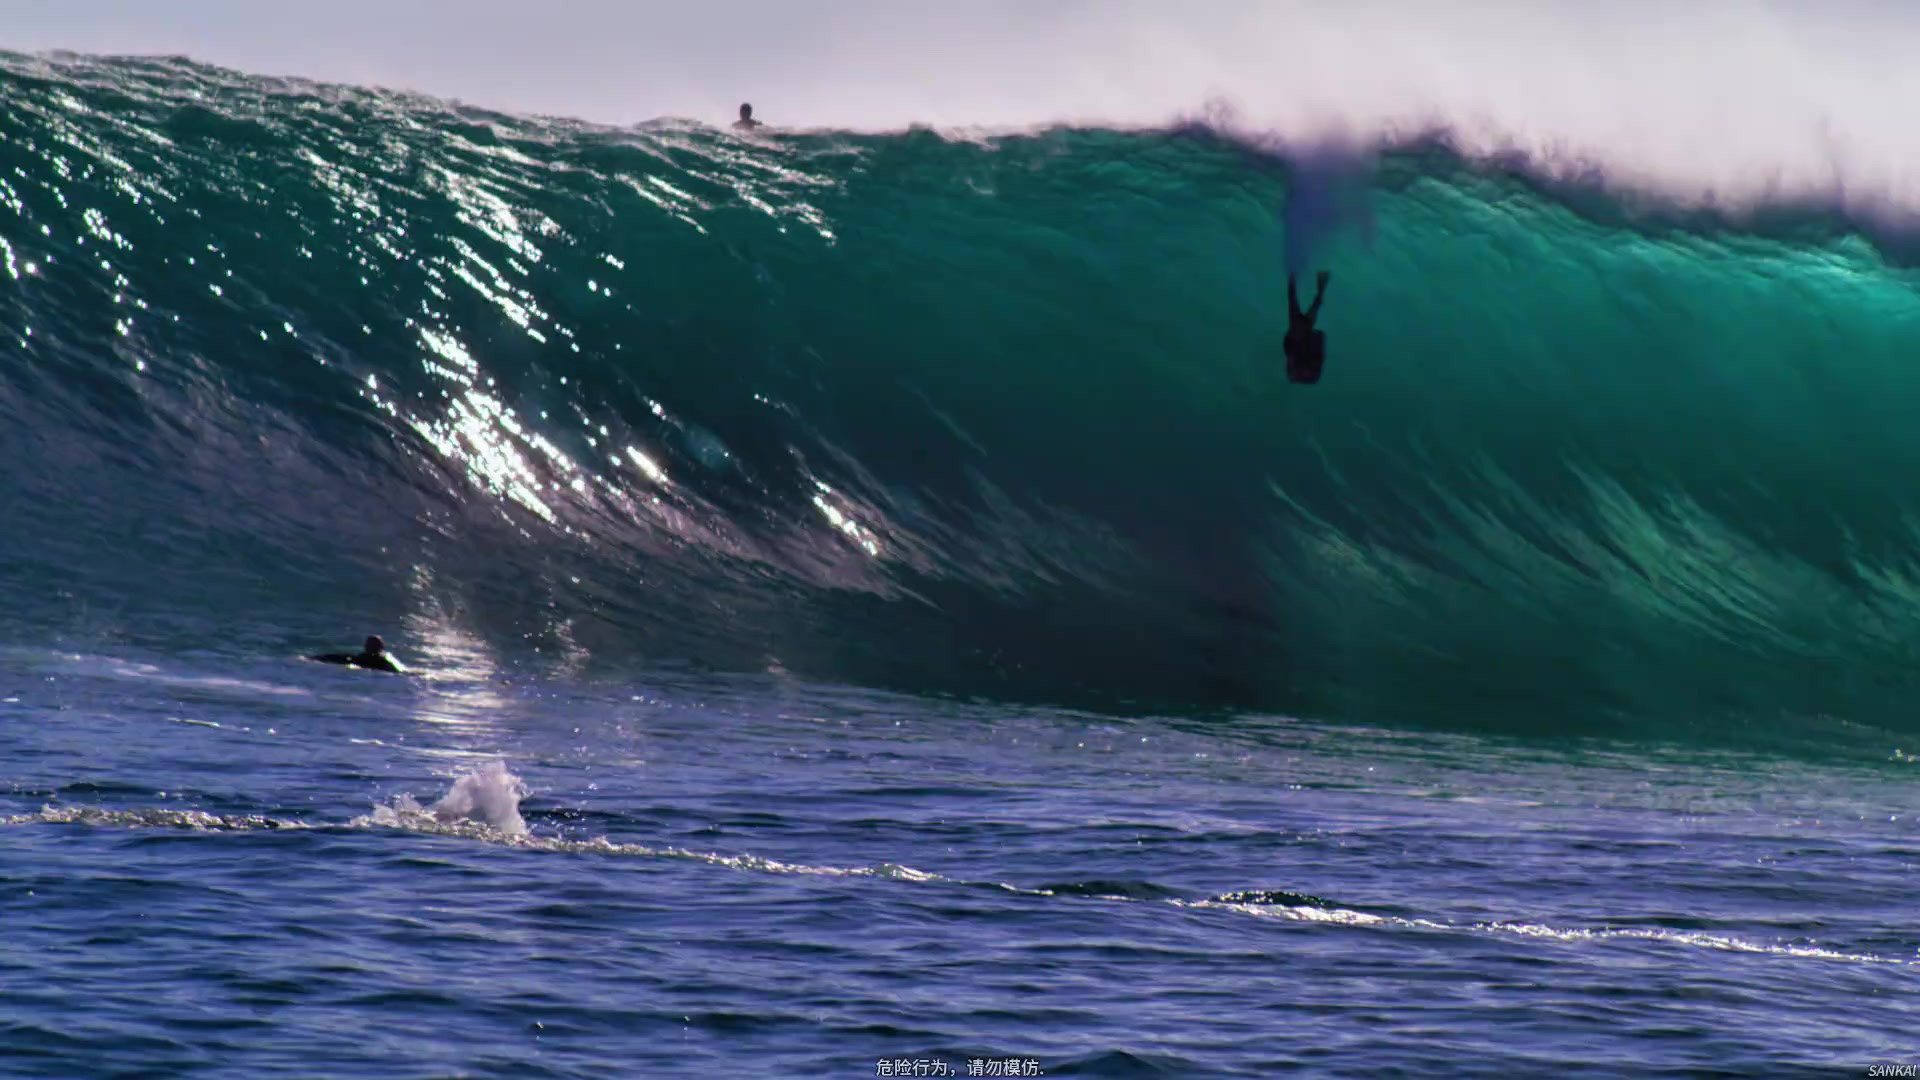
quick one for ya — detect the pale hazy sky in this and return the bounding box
[5,1,1920,209]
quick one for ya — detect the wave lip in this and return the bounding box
[13,2,1920,218]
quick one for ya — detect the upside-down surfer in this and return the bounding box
[1284,270,1332,384]
[309,634,406,674]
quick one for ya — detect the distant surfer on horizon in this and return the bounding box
[309,634,406,674]
[732,103,763,131]
[1284,271,1331,384]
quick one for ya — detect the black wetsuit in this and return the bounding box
[1284,275,1328,384]
[310,650,403,674]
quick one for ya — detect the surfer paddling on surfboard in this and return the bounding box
[309,634,407,674]
[1284,270,1331,384]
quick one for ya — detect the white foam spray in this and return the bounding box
[10,1,1920,213]
[365,760,529,837]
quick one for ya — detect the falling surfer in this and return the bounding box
[1284,270,1331,384]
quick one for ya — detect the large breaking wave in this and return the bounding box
[4,52,1919,741]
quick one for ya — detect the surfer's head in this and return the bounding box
[363,634,386,656]
[738,103,753,122]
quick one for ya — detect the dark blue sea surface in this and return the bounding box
[2,51,1919,1077]
[3,647,1915,1077]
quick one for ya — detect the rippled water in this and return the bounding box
[2,645,1913,1077]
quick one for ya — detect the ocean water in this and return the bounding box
[1,51,1917,1077]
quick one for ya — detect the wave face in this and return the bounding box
[5,53,1920,740]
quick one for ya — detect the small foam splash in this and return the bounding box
[345,764,949,879]
[361,760,529,837]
